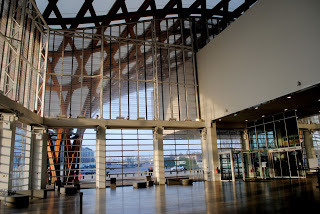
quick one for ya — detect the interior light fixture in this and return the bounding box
[234,114,237,116]
[218,119,222,121]
[255,107,258,110]
[287,96,291,99]
[245,120,248,122]
[262,115,265,118]
[318,99,320,102]
[284,109,288,111]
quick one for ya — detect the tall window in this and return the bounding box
[45,18,199,121]
[46,128,96,188]
[12,122,31,191]
[163,129,203,180]
[217,130,242,152]
[105,129,153,186]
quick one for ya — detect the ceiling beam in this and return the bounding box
[46,8,233,25]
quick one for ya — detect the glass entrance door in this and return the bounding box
[219,152,232,181]
[242,151,262,179]
[269,149,305,178]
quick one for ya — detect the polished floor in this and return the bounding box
[1,177,320,214]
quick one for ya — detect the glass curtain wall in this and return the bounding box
[11,122,31,191]
[217,130,243,152]
[247,111,305,178]
[46,128,96,188]
[312,131,320,166]
[105,129,153,186]
[163,129,203,181]
[45,18,199,121]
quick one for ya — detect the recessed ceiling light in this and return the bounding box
[245,120,248,122]
[318,99,320,102]
[255,107,258,110]
[284,109,288,111]
[262,115,265,118]
[287,96,291,99]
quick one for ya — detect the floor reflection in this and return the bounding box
[1,177,319,214]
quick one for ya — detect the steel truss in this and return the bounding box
[0,0,49,116]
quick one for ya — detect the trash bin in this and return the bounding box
[110,178,116,189]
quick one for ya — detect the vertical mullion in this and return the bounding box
[127,25,129,118]
[143,22,147,119]
[118,25,121,117]
[100,27,104,118]
[180,19,189,120]
[48,32,55,116]
[90,29,93,118]
[167,19,173,119]
[121,129,123,186]
[60,38,64,115]
[135,24,139,119]
[70,37,74,116]
[173,19,181,121]
[109,27,112,119]
[158,21,164,120]
[80,30,84,116]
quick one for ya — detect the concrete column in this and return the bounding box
[0,114,17,191]
[153,127,165,185]
[201,128,209,180]
[30,127,46,190]
[230,151,236,182]
[205,122,220,181]
[96,126,106,188]
[304,130,318,170]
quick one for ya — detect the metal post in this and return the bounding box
[81,30,84,116]
[179,19,189,120]
[40,30,50,117]
[12,0,27,101]
[100,27,104,118]
[230,151,235,182]
[135,24,139,119]
[118,26,121,117]
[166,19,173,119]
[189,20,200,119]
[23,13,36,110]
[151,19,159,120]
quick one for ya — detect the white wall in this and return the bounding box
[197,0,320,121]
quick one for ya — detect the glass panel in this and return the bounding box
[285,117,299,147]
[275,120,287,148]
[272,153,281,177]
[220,153,232,180]
[265,123,276,149]
[163,129,203,180]
[105,129,154,186]
[248,128,257,150]
[296,150,305,177]
[261,151,270,178]
[256,125,266,149]
[288,151,298,177]
[233,153,243,179]
[252,152,261,178]
[280,152,290,176]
